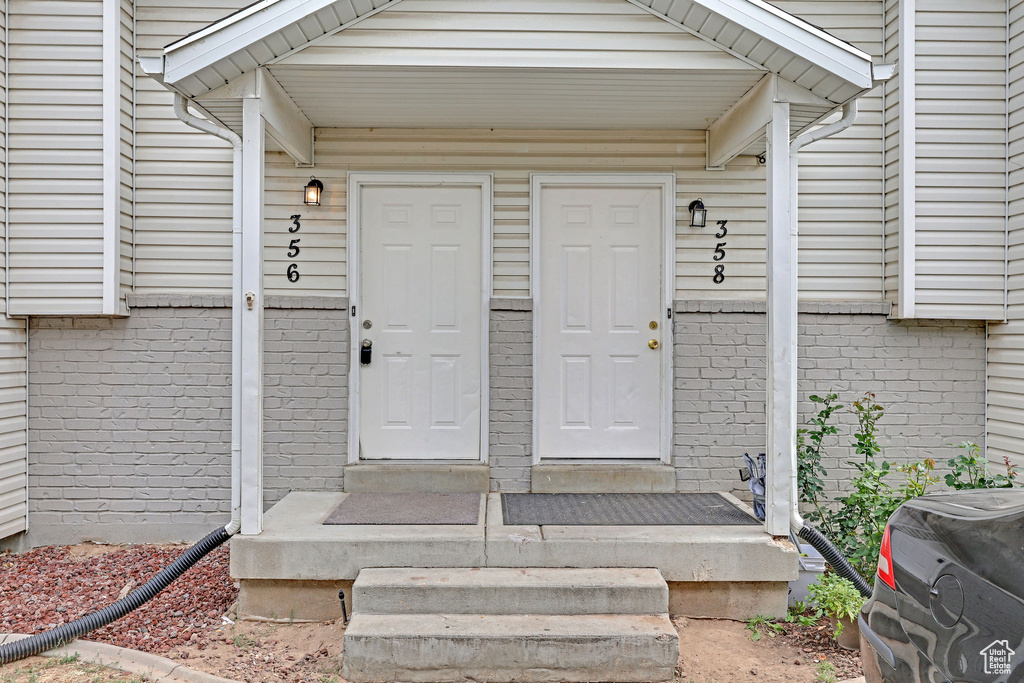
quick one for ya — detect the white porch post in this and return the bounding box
[764,101,795,537]
[239,96,265,534]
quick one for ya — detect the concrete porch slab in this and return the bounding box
[230,492,487,581]
[484,493,798,583]
[233,491,797,620]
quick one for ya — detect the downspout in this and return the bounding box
[786,101,874,598]
[0,92,244,667]
[172,94,243,537]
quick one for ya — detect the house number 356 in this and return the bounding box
[287,214,301,283]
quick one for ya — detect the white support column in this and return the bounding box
[239,96,265,535]
[764,101,795,537]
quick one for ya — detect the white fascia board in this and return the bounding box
[196,70,313,165]
[163,0,332,84]
[707,75,834,168]
[256,70,313,165]
[163,0,408,88]
[690,0,874,90]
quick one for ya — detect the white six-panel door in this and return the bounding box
[354,180,487,460]
[534,179,671,460]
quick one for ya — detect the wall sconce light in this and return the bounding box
[304,176,324,206]
[688,198,707,228]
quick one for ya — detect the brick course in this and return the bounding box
[20,299,986,545]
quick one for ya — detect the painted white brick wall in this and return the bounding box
[672,302,987,500]
[17,299,986,545]
[23,298,347,546]
[489,301,532,491]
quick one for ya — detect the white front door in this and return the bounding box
[356,181,486,460]
[535,180,669,459]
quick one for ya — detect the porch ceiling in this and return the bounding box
[263,66,765,129]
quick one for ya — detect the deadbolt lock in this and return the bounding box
[649,339,659,350]
[649,321,658,330]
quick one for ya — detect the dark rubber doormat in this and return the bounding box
[501,493,759,526]
[323,492,482,525]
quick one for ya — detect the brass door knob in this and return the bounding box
[649,339,659,350]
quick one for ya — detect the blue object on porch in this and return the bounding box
[741,452,767,521]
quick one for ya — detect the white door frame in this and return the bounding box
[347,172,493,464]
[530,173,675,465]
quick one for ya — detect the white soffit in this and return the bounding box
[160,0,874,103]
[264,66,765,129]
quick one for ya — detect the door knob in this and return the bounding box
[649,339,659,350]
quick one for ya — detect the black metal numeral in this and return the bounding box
[289,214,301,233]
[713,264,725,284]
[713,242,727,261]
[287,263,300,283]
[287,238,301,258]
[715,220,728,239]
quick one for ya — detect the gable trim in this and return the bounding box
[158,0,875,100]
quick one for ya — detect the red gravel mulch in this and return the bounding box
[0,544,236,653]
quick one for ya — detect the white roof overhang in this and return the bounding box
[155,0,875,104]
[140,0,892,165]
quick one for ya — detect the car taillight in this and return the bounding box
[877,524,896,590]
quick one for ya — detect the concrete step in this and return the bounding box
[352,567,668,615]
[340,613,679,683]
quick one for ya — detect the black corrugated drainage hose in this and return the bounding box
[0,526,230,665]
[796,523,874,598]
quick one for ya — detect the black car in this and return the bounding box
[860,489,1024,682]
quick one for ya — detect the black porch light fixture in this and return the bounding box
[304,176,324,206]
[688,198,707,228]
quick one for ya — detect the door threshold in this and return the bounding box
[532,462,675,493]
[345,462,489,493]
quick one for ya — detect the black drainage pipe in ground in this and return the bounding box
[796,523,874,598]
[0,526,230,666]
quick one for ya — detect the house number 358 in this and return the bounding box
[287,214,301,283]
[712,220,727,284]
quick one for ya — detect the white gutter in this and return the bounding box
[787,101,859,534]
[171,93,243,537]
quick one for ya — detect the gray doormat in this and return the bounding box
[323,492,482,525]
[501,493,759,526]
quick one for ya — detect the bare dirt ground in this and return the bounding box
[2,543,864,683]
[1,654,148,683]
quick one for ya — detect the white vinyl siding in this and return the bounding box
[0,0,6,310]
[120,0,134,299]
[0,318,27,541]
[883,0,901,311]
[0,1,25,543]
[138,125,888,301]
[134,1,887,302]
[133,0,249,295]
[279,0,755,72]
[987,0,1024,469]
[7,0,105,315]
[912,0,1007,319]
[775,0,885,301]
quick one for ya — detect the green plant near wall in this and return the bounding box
[946,441,1020,489]
[798,391,939,580]
[807,573,864,638]
[796,393,842,523]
